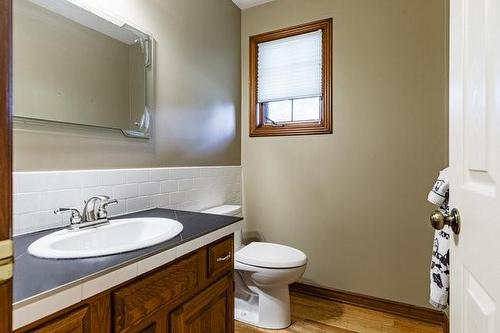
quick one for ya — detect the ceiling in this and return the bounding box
[232,0,273,10]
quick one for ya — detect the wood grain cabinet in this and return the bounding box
[171,274,234,333]
[16,235,235,333]
[31,307,90,333]
[113,251,202,332]
[207,237,233,281]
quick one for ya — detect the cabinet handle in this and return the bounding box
[216,253,231,262]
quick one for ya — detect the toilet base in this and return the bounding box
[235,285,291,329]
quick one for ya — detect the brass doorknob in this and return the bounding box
[430,208,461,235]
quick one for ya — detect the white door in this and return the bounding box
[449,0,500,332]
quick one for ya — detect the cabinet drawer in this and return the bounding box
[32,306,89,333]
[113,252,201,332]
[207,237,233,280]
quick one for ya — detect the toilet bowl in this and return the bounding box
[234,242,307,329]
[201,205,308,329]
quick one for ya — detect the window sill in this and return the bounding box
[249,122,332,137]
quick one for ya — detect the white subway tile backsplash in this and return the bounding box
[200,167,222,177]
[194,177,214,189]
[178,179,193,191]
[80,171,100,188]
[169,191,186,205]
[160,180,178,193]
[150,168,169,181]
[178,201,197,211]
[186,189,201,201]
[13,166,241,235]
[98,170,126,186]
[14,173,48,193]
[13,193,41,215]
[151,193,169,208]
[139,182,160,196]
[80,186,113,201]
[45,172,82,190]
[169,168,199,179]
[113,184,139,200]
[40,189,81,211]
[126,169,150,183]
[126,196,151,213]
[14,210,62,235]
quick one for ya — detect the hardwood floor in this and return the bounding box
[235,292,444,333]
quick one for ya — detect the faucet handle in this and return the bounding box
[97,198,118,219]
[54,208,82,224]
[102,198,118,206]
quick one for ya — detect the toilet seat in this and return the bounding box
[235,242,307,269]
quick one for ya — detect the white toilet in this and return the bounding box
[201,205,308,329]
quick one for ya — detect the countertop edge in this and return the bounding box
[12,220,243,330]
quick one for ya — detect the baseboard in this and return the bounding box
[290,282,448,330]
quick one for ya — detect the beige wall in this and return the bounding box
[14,0,241,171]
[241,0,448,307]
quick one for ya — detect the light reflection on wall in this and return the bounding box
[195,102,237,155]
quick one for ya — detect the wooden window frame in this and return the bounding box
[249,18,333,137]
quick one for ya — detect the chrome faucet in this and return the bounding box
[83,195,117,222]
[55,195,118,231]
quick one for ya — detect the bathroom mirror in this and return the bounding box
[13,0,154,138]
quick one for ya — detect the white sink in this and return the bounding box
[27,218,184,259]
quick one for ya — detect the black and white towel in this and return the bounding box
[428,168,449,206]
[430,209,450,310]
[428,168,450,310]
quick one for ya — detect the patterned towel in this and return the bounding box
[430,215,450,310]
[428,168,450,310]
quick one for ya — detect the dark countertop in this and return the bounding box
[13,208,242,304]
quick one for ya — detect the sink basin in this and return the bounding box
[27,217,184,259]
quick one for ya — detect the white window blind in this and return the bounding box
[257,30,322,103]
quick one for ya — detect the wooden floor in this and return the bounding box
[235,292,444,333]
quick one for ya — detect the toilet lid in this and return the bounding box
[201,205,241,216]
[235,242,307,268]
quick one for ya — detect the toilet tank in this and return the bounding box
[201,205,243,250]
[201,205,242,217]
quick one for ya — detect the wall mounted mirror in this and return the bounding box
[13,0,154,138]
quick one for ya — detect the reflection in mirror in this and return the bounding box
[13,0,153,138]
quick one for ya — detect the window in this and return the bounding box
[249,18,332,137]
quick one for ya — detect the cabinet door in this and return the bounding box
[170,274,233,333]
[32,307,89,333]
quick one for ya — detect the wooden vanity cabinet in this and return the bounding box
[113,251,203,332]
[15,235,234,333]
[171,274,234,333]
[31,306,90,333]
